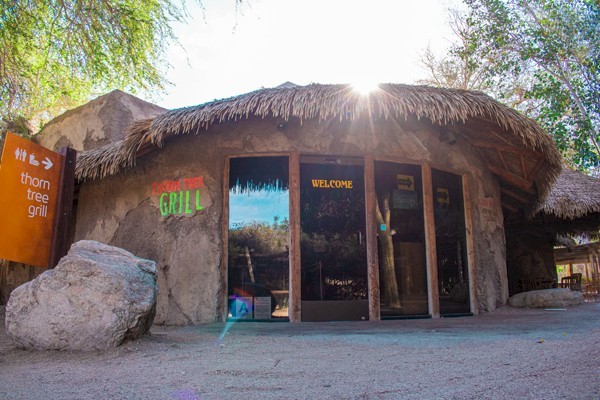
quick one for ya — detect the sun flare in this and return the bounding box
[351,80,380,95]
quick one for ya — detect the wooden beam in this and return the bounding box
[422,164,440,318]
[527,158,546,182]
[520,154,528,181]
[500,187,529,204]
[220,156,230,322]
[487,165,533,190]
[471,139,543,158]
[475,147,543,194]
[364,156,380,321]
[585,254,591,285]
[497,150,509,171]
[475,126,516,146]
[501,201,518,213]
[569,263,573,276]
[462,175,478,315]
[289,151,301,322]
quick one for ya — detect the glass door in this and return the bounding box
[375,162,428,317]
[300,156,368,321]
[432,169,470,315]
[227,157,290,320]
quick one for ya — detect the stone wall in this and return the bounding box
[74,115,508,324]
[35,90,166,152]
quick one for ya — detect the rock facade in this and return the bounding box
[508,288,584,308]
[74,116,508,324]
[5,240,157,350]
[35,90,166,152]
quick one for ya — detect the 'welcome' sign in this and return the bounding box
[311,179,353,189]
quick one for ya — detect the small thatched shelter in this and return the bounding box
[541,169,600,231]
[23,83,566,324]
[505,168,600,294]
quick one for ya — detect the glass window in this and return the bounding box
[375,162,428,317]
[228,157,289,320]
[300,159,369,321]
[432,169,470,315]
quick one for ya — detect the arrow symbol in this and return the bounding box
[397,178,413,189]
[42,157,53,170]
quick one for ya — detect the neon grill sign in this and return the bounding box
[152,176,204,216]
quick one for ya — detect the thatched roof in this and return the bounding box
[541,169,600,220]
[75,83,562,212]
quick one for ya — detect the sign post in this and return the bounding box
[0,132,75,268]
[49,147,77,268]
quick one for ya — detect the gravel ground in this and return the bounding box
[1,302,599,400]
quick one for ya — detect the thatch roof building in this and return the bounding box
[540,169,600,230]
[505,168,600,295]
[76,84,561,215]
[35,83,567,324]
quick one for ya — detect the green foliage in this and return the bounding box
[466,0,600,170]
[427,0,600,171]
[0,0,192,131]
[229,218,289,256]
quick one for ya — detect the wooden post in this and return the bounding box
[364,156,380,321]
[595,252,600,293]
[289,152,301,322]
[220,157,230,321]
[48,147,76,268]
[585,254,591,286]
[462,175,478,315]
[422,164,440,318]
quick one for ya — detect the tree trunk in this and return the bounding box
[375,194,401,308]
[244,246,255,284]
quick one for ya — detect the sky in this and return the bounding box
[157,0,459,110]
[229,189,289,227]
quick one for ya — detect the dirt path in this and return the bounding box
[1,303,599,400]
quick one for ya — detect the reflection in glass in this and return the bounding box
[375,162,428,317]
[300,160,368,321]
[228,157,289,319]
[432,169,470,315]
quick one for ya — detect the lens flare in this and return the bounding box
[352,80,379,95]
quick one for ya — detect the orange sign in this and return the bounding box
[0,132,62,267]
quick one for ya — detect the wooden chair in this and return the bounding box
[560,273,582,291]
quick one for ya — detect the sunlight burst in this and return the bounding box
[351,80,380,95]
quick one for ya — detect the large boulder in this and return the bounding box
[5,240,157,350]
[508,288,584,308]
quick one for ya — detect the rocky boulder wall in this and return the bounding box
[5,240,157,350]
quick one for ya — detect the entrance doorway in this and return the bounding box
[300,156,368,321]
[374,162,428,317]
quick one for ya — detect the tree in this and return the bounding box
[422,0,600,171]
[419,8,491,91]
[0,0,195,133]
[375,193,401,309]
